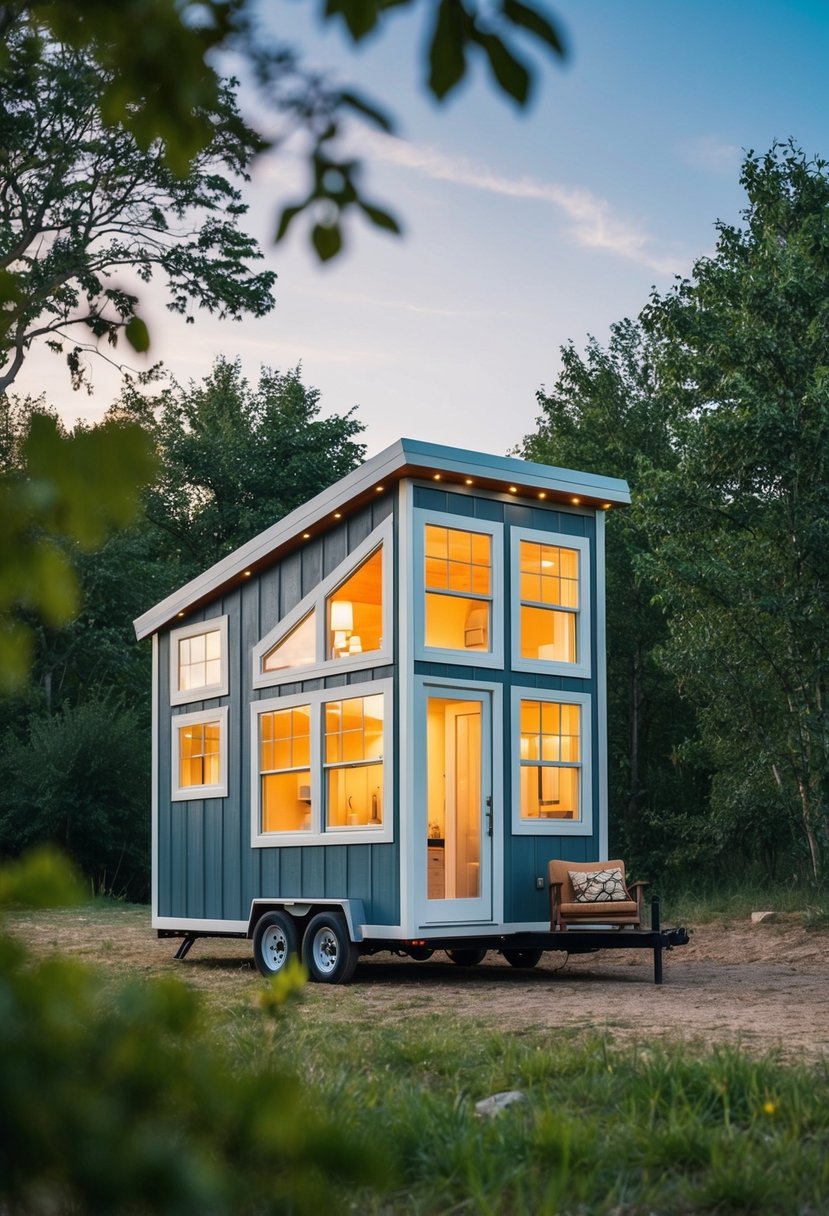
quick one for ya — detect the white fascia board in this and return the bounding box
[133,437,630,641]
[397,439,632,504]
[133,440,407,640]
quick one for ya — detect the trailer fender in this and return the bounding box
[248,898,366,943]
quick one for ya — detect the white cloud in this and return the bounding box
[358,131,678,275]
[679,135,742,175]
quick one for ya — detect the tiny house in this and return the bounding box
[134,440,631,982]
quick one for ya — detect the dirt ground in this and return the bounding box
[7,907,829,1061]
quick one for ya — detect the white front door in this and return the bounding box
[416,683,493,926]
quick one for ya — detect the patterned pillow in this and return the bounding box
[569,867,628,903]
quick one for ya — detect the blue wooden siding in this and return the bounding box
[158,494,400,927]
[412,485,602,925]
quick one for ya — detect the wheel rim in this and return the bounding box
[262,925,288,972]
[311,927,339,974]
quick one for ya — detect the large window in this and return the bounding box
[250,681,392,846]
[424,524,492,652]
[414,511,503,668]
[171,707,228,801]
[170,615,228,704]
[259,705,312,832]
[511,529,590,677]
[324,694,384,827]
[253,519,392,688]
[511,690,591,835]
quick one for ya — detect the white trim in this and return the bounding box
[510,687,593,837]
[250,678,394,847]
[153,915,248,934]
[251,518,393,689]
[595,510,609,858]
[171,705,229,801]
[134,439,629,642]
[398,480,415,937]
[510,528,591,679]
[169,614,229,705]
[413,509,504,669]
[151,634,159,921]
[412,675,504,930]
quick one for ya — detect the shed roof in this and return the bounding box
[133,438,630,641]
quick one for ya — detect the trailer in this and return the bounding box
[134,440,688,986]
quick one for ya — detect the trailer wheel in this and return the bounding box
[302,912,359,984]
[502,947,543,969]
[253,911,298,978]
[446,947,487,966]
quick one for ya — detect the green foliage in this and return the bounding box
[640,142,829,880]
[0,694,151,900]
[0,14,276,393]
[519,320,708,877]
[0,845,82,908]
[116,358,366,570]
[0,855,377,1215]
[0,0,565,272]
[0,400,157,691]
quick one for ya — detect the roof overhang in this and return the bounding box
[133,438,630,641]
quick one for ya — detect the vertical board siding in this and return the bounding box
[156,499,400,928]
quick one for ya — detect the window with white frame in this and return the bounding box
[414,511,504,667]
[251,680,392,846]
[171,706,228,801]
[511,690,591,835]
[170,615,229,705]
[259,704,312,832]
[253,519,392,688]
[511,529,590,677]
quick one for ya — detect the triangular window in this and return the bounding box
[252,517,392,688]
[263,611,316,673]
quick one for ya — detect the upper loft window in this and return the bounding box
[414,510,504,668]
[511,529,591,678]
[327,547,383,660]
[170,615,229,705]
[253,518,393,688]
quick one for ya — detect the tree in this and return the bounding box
[0,15,276,394]
[0,0,566,270]
[519,320,709,875]
[115,358,366,571]
[0,395,156,691]
[639,143,829,881]
[0,851,378,1214]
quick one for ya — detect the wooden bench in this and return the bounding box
[549,858,646,930]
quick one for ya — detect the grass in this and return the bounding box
[233,1004,829,1214]
[660,875,829,927]
[6,889,829,1214]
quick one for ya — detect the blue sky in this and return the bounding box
[19,0,829,459]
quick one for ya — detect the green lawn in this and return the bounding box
[4,879,829,1214]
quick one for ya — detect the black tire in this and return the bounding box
[446,947,487,966]
[252,911,299,978]
[407,947,435,961]
[502,947,543,969]
[302,912,359,984]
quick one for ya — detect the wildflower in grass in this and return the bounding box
[762,1100,777,1116]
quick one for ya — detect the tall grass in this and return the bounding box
[654,874,829,927]
[228,1005,829,1214]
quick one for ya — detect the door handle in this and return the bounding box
[485,795,493,837]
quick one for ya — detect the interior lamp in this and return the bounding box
[330,600,354,657]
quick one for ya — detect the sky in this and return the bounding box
[14,0,829,460]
